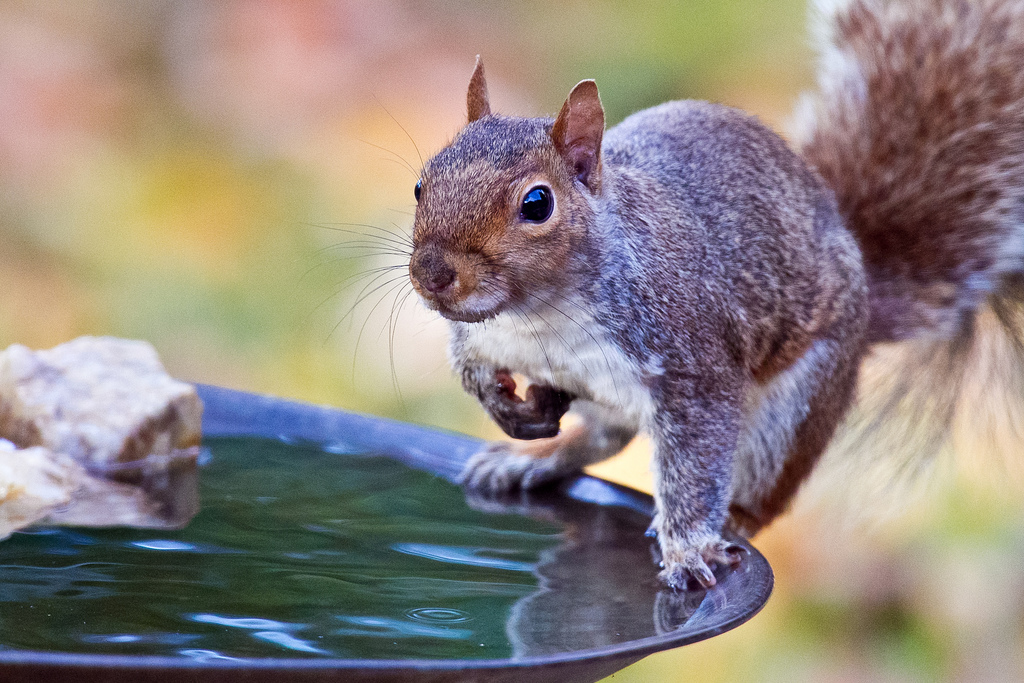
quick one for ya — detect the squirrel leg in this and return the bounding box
[459,401,637,495]
[650,378,746,590]
[728,334,862,537]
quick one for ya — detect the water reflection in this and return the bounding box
[462,490,708,658]
[392,543,538,573]
[251,630,328,654]
[334,615,473,640]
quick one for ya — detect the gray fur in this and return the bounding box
[413,100,866,588]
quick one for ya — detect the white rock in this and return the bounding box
[0,336,202,465]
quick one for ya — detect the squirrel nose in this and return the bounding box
[412,250,457,294]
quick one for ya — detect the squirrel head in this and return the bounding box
[408,57,605,323]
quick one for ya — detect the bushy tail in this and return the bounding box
[794,0,1024,513]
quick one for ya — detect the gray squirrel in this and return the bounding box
[405,0,1024,588]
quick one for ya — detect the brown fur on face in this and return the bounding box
[409,116,596,323]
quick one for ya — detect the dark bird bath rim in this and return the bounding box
[0,384,773,683]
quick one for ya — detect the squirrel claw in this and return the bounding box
[659,556,716,590]
[656,534,746,590]
[494,369,518,399]
[724,543,748,565]
[645,511,663,538]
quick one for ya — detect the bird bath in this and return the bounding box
[0,385,772,683]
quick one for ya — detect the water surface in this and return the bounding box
[0,437,680,661]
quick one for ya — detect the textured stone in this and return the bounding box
[0,336,202,465]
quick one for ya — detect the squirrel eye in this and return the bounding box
[520,186,553,223]
[414,179,422,202]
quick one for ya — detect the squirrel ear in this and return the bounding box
[551,79,604,192]
[467,55,491,122]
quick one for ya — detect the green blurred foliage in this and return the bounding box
[1,1,1023,681]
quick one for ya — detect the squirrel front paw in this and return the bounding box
[481,370,574,440]
[458,441,572,495]
[656,530,746,590]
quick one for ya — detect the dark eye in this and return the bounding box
[414,179,422,202]
[520,186,553,223]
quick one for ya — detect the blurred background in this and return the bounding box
[2,1,1023,680]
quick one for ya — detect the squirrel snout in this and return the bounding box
[410,249,457,295]
[409,245,507,322]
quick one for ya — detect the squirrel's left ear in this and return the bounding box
[551,80,604,193]
[467,55,491,122]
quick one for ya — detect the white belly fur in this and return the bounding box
[452,306,656,425]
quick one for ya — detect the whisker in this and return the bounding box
[306,222,414,251]
[356,138,418,177]
[379,156,421,177]
[309,242,410,262]
[478,259,606,352]
[381,283,415,344]
[525,289,621,402]
[305,219,413,244]
[479,271,587,382]
[307,265,406,322]
[300,253,407,284]
[372,94,424,169]
[389,221,415,239]
[473,278,555,382]
[363,223,415,246]
[385,285,418,404]
[326,272,411,342]
[351,278,410,380]
[330,263,407,295]
[344,268,410,309]
[511,302,556,382]
[308,242,410,262]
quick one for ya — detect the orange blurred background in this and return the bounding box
[2,2,1023,680]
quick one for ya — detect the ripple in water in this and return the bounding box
[405,608,472,624]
